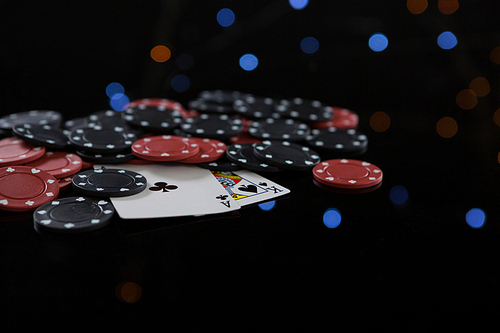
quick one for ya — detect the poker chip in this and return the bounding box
[226,143,281,172]
[0,110,63,133]
[188,98,236,114]
[68,125,137,153]
[121,103,184,133]
[24,151,83,178]
[312,159,383,189]
[84,109,130,129]
[312,178,382,194]
[305,127,368,153]
[309,107,359,130]
[247,117,310,141]
[33,196,115,233]
[0,165,60,212]
[131,135,200,161]
[197,90,248,104]
[12,123,71,150]
[72,167,148,197]
[75,149,135,164]
[274,98,333,123]
[176,137,227,164]
[0,137,46,167]
[253,140,321,171]
[57,175,74,191]
[180,113,244,140]
[233,95,281,119]
[64,116,87,131]
[196,155,243,171]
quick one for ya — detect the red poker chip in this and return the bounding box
[177,137,227,164]
[131,135,200,161]
[0,165,60,212]
[309,107,359,130]
[312,159,383,189]
[24,151,83,178]
[0,137,46,167]
[57,174,75,191]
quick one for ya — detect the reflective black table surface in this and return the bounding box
[1,1,500,330]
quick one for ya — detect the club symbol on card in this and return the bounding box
[216,194,229,200]
[149,182,178,192]
[238,184,258,193]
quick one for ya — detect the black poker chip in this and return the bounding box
[247,117,310,141]
[121,104,184,133]
[0,110,63,134]
[75,149,135,164]
[72,167,148,197]
[84,109,130,129]
[196,154,243,171]
[12,123,71,150]
[232,95,282,119]
[180,113,244,140]
[274,98,333,123]
[197,90,249,104]
[33,196,115,233]
[188,98,237,114]
[225,143,281,172]
[305,127,368,153]
[68,125,137,153]
[253,140,321,171]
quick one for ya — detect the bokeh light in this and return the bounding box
[217,8,235,27]
[106,82,124,99]
[436,116,458,138]
[239,54,259,71]
[407,0,428,14]
[176,53,194,70]
[109,93,130,111]
[465,208,486,229]
[490,47,500,64]
[170,74,190,93]
[289,0,309,10]
[469,77,490,97]
[368,33,388,52]
[116,282,142,303]
[493,109,500,127]
[437,31,457,49]
[323,208,341,228]
[300,37,319,54]
[389,185,409,205]
[370,111,391,132]
[456,89,477,110]
[150,45,171,63]
[258,201,276,211]
[438,0,459,14]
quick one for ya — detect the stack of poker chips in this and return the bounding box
[0,90,383,232]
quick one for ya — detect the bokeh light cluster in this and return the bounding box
[106,82,129,111]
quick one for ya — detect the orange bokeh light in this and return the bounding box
[469,77,490,97]
[493,109,500,127]
[116,282,142,303]
[407,0,428,14]
[436,117,458,138]
[438,0,459,14]
[370,111,391,132]
[490,47,500,64]
[456,89,477,110]
[150,45,171,63]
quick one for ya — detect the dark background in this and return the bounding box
[1,1,500,330]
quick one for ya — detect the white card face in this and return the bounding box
[95,163,240,219]
[211,169,290,206]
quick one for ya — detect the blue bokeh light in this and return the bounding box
[389,185,409,205]
[109,93,130,111]
[289,0,309,10]
[106,82,124,99]
[368,33,389,52]
[217,8,235,27]
[323,208,341,228]
[465,208,486,229]
[171,74,190,93]
[258,201,276,211]
[300,37,319,54]
[437,31,458,50]
[239,54,259,71]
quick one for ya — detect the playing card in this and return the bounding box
[95,162,240,219]
[211,169,290,206]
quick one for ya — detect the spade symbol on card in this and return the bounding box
[149,182,178,192]
[259,182,268,186]
[238,184,258,193]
